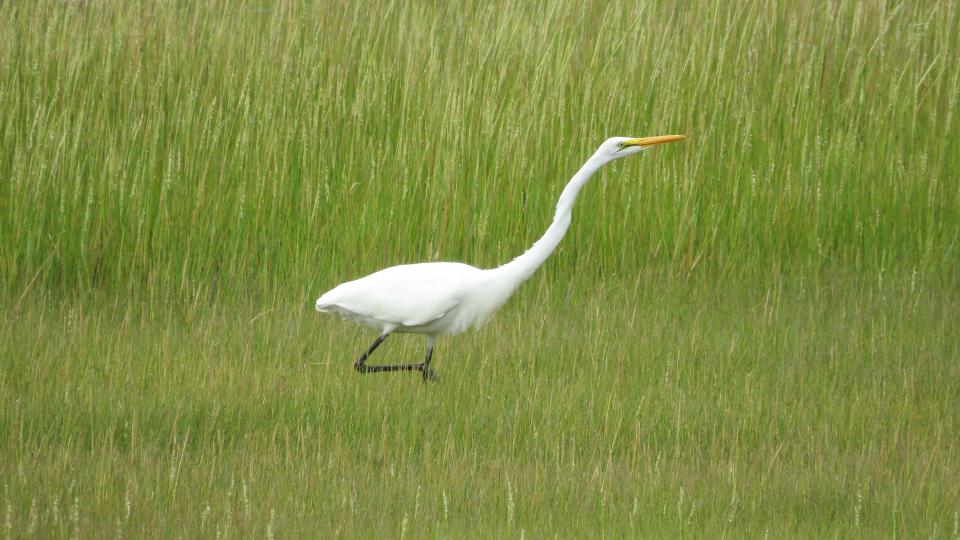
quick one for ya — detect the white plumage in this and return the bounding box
[316,134,685,381]
[316,262,488,334]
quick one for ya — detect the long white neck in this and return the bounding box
[492,152,606,287]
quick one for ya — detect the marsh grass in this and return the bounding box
[1,0,958,536]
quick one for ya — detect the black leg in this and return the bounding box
[353,334,388,373]
[421,346,438,382]
[353,334,438,381]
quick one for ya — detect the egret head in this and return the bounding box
[597,134,686,163]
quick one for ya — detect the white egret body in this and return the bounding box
[316,135,685,380]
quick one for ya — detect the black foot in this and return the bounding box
[420,365,439,383]
[354,362,437,382]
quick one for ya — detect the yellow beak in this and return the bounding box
[623,134,686,148]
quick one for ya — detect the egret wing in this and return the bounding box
[316,262,480,327]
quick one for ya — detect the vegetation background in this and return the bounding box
[1,0,958,536]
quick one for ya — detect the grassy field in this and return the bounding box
[2,0,959,537]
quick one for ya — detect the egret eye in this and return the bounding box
[617,142,625,148]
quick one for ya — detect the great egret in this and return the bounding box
[316,134,686,381]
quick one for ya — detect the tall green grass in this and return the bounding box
[1,0,958,536]
[3,1,957,301]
